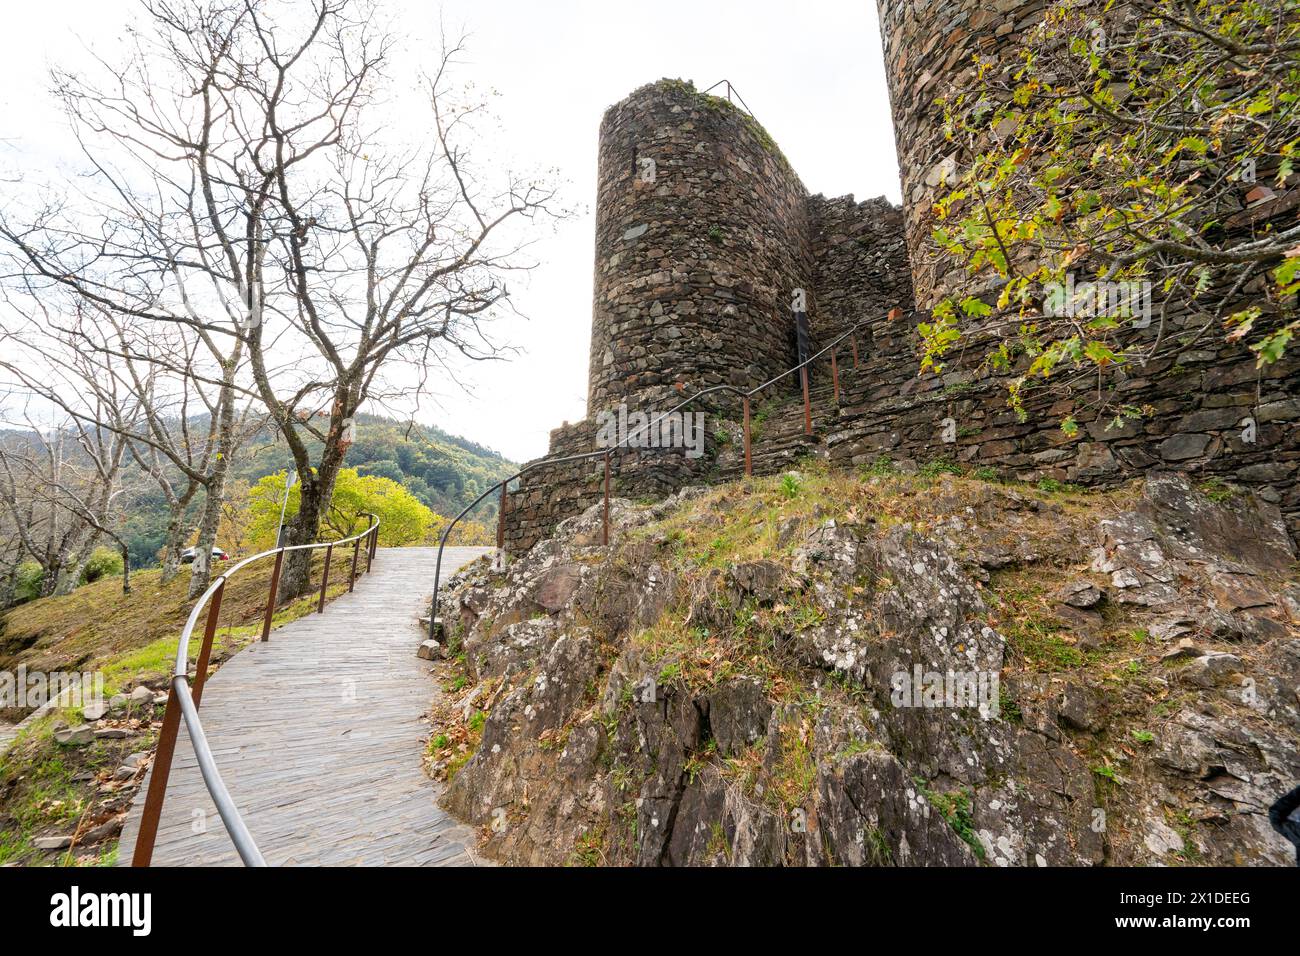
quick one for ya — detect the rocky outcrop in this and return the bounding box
[426,472,1299,866]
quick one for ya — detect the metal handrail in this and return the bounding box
[427,317,874,635]
[132,511,382,867]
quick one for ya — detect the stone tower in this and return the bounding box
[587,80,815,413]
[875,0,1046,309]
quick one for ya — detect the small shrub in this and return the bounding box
[862,456,896,478]
[1197,479,1236,503]
[14,561,43,603]
[80,546,124,585]
[919,458,962,478]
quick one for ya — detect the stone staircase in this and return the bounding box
[715,372,847,479]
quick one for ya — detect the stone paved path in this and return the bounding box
[119,546,490,866]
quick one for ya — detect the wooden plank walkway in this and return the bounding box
[119,546,490,866]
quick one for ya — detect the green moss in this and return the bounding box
[1005,616,1085,670]
[915,778,985,861]
[919,457,963,478]
[1197,478,1236,502]
[833,738,882,760]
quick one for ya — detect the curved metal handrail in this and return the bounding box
[132,511,382,867]
[427,317,874,634]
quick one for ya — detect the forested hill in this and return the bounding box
[120,415,517,567]
[233,414,516,517]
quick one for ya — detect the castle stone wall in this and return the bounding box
[497,68,1299,558]
[875,0,1049,310]
[808,194,914,347]
[501,80,914,556]
[828,314,1300,536]
[588,81,815,413]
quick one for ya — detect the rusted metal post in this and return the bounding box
[260,549,284,643]
[317,544,333,613]
[743,396,752,477]
[831,349,840,403]
[800,367,812,435]
[131,681,183,866]
[496,481,508,549]
[370,526,379,564]
[192,579,225,708]
[852,334,859,369]
[365,529,374,574]
[349,536,361,592]
[602,454,611,547]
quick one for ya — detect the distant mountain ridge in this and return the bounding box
[231,413,517,522]
[0,415,516,568]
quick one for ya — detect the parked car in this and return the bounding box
[180,546,230,564]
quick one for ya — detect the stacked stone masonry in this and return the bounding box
[505,79,911,554]
[500,68,1298,555]
[875,0,1052,310]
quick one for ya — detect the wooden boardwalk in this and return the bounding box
[119,546,490,866]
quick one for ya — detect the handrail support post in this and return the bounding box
[497,481,508,550]
[318,544,333,613]
[260,549,284,643]
[801,367,812,435]
[602,454,611,547]
[192,579,225,707]
[743,396,752,477]
[130,681,184,866]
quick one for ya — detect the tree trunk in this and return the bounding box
[53,561,81,596]
[38,562,59,598]
[187,476,224,599]
[118,542,131,595]
[0,562,18,610]
[279,449,345,600]
[188,373,238,599]
[158,491,194,585]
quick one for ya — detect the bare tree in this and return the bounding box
[0,297,264,590]
[0,0,564,598]
[0,407,134,597]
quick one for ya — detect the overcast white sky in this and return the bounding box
[0,0,900,463]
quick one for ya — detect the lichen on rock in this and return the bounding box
[423,466,1300,866]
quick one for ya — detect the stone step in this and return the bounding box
[714,366,866,479]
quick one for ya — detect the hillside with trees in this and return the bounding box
[0,414,515,606]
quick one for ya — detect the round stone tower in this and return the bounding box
[876,0,1047,310]
[587,80,814,414]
